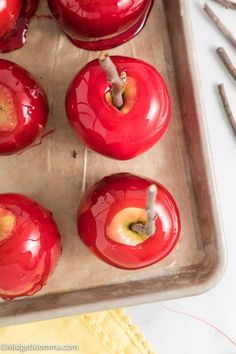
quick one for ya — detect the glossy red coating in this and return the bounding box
[0,0,40,53]
[0,59,48,155]
[66,56,171,160]
[0,0,21,38]
[0,193,61,300]
[47,0,153,50]
[77,173,181,270]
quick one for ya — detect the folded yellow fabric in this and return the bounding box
[0,308,155,354]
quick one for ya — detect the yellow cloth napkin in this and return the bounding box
[0,308,155,354]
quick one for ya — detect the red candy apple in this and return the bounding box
[66,55,171,160]
[77,173,180,270]
[48,0,154,51]
[0,59,48,155]
[0,193,61,300]
[0,0,40,53]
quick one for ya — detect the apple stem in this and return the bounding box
[99,52,125,109]
[131,184,158,236]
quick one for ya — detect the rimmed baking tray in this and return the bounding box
[0,0,226,325]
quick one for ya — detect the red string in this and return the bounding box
[34,14,53,20]
[163,306,236,347]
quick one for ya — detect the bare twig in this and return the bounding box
[131,184,158,236]
[218,84,236,136]
[212,0,236,10]
[99,52,124,109]
[216,47,236,81]
[203,3,236,49]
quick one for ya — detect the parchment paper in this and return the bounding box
[0,0,204,303]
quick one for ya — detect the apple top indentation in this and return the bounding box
[106,207,149,246]
[105,75,138,114]
[0,207,16,243]
[0,83,19,133]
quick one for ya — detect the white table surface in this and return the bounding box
[126,1,236,353]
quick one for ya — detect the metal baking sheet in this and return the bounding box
[0,0,226,325]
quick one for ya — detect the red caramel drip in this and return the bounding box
[34,14,54,20]
[0,0,40,53]
[16,129,55,156]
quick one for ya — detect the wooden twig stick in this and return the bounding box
[203,3,236,49]
[212,0,236,10]
[216,47,236,81]
[218,84,236,136]
[145,185,158,236]
[99,52,124,109]
[131,184,158,236]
